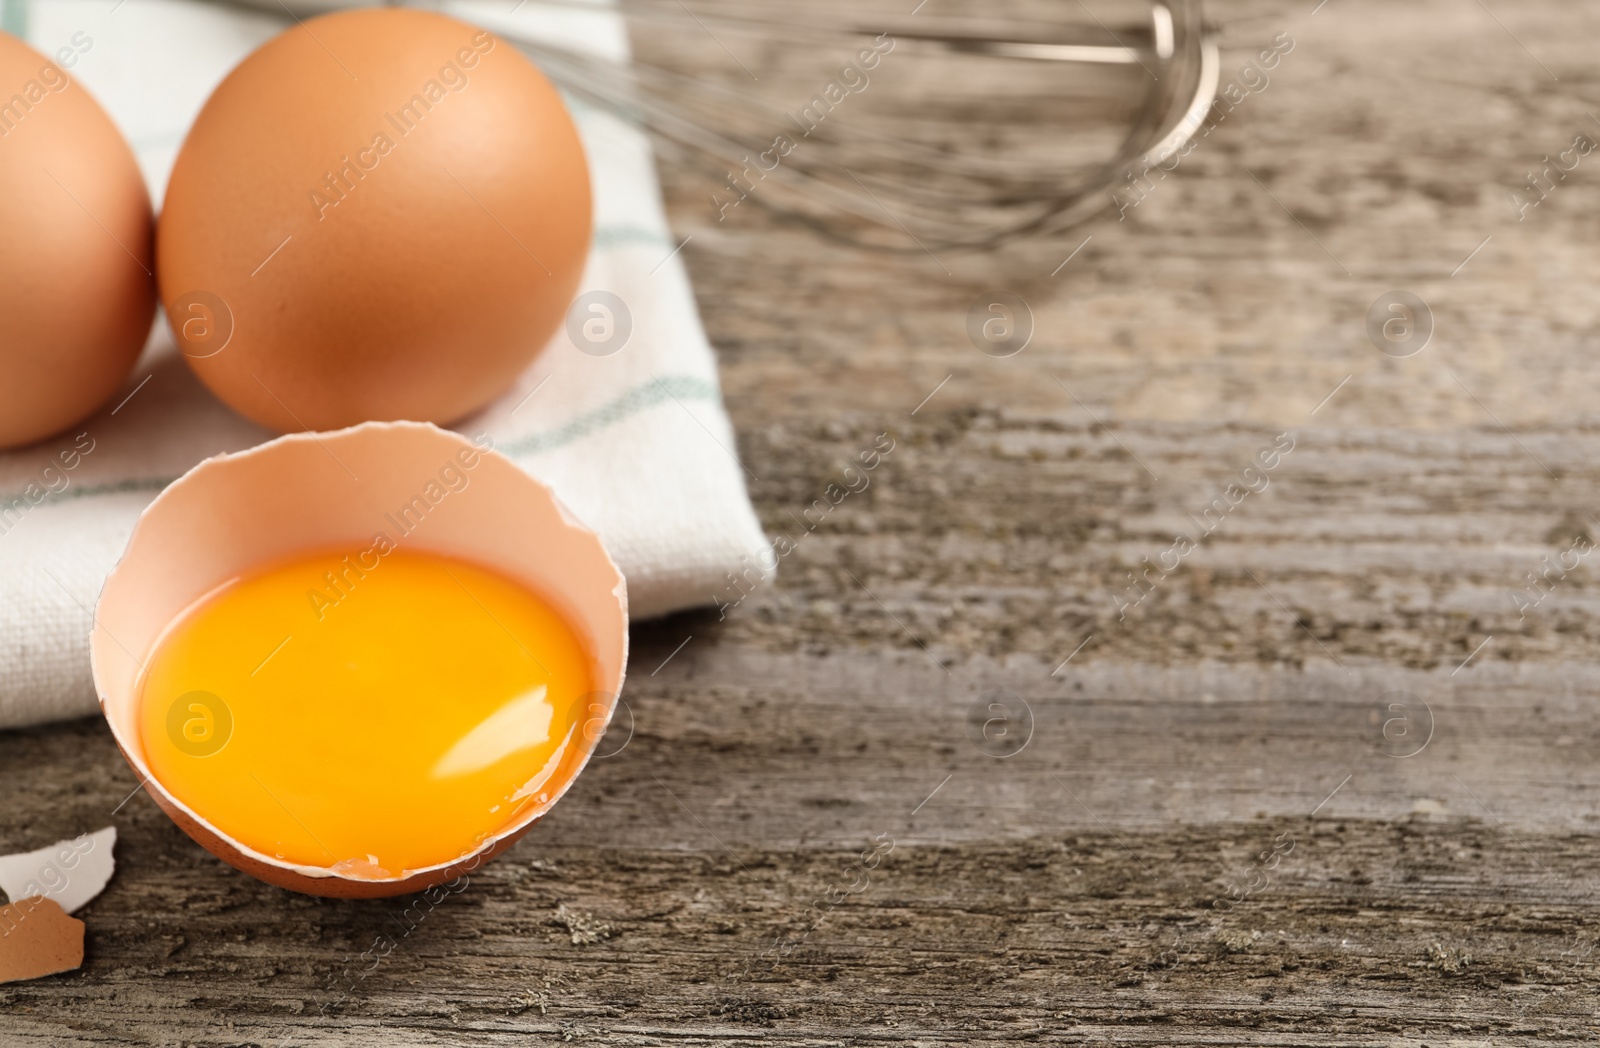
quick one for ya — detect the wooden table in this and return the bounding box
[8,0,1600,1041]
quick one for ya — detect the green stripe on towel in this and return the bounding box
[1,0,27,39]
[0,374,720,510]
[498,374,719,457]
[593,225,676,250]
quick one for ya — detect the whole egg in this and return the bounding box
[157,9,592,432]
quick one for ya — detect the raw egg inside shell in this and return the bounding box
[92,423,628,897]
[137,549,596,878]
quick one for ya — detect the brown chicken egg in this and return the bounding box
[157,9,592,433]
[0,31,155,450]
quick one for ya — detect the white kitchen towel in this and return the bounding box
[0,0,769,729]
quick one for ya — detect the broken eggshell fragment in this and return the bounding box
[0,897,85,984]
[0,826,116,914]
[89,422,628,898]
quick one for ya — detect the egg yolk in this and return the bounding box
[136,549,595,877]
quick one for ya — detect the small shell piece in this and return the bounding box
[0,897,84,984]
[90,422,627,897]
[0,826,116,914]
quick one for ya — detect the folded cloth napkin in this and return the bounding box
[0,0,769,730]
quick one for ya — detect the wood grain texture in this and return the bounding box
[8,0,1600,1042]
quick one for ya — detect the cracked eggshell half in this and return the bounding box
[90,421,627,897]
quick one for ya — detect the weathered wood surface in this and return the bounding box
[9,0,1600,1042]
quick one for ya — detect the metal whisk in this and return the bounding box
[220,0,1218,250]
